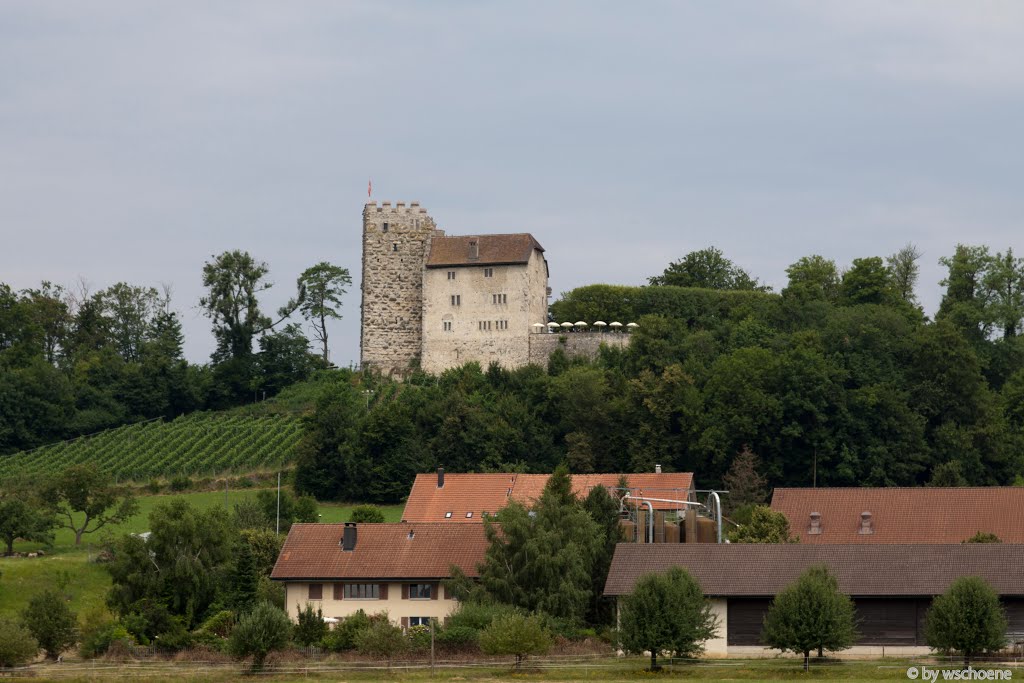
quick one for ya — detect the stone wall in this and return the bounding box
[527,331,632,365]
[359,201,438,375]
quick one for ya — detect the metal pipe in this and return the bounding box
[708,490,722,544]
[621,493,658,544]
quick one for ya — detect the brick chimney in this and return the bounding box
[808,511,822,535]
[437,467,445,488]
[468,239,479,260]
[342,522,357,551]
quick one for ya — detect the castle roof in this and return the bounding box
[426,234,544,268]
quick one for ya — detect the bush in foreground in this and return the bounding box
[0,617,38,668]
[356,617,407,667]
[925,576,1008,666]
[21,589,78,660]
[479,612,552,670]
[228,602,292,671]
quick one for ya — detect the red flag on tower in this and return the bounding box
[368,179,372,198]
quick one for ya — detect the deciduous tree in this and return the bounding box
[479,612,553,670]
[728,505,797,544]
[290,262,352,363]
[761,566,857,670]
[618,566,719,670]
[228,602,292,671]
[925,576,1008,666]
[44,464,138,545]
[21,589,78,660]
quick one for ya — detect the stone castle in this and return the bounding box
[359,201,628,376]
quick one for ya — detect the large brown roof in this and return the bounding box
[604,543,1024,597]
[425,234,544,268]
[771,487,1024,544]
[401,472,695,523]
[270,523,488,581]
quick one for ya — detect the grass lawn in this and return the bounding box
[0,489,402,620]
[18,658,995,682]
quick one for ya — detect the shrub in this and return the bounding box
[436,625,478,648]
[196,610,236,639]
[294,603,328,646]
[0,617,38,668]
[479,613,552,670]
[925,576,1008,666]
[347,504,385,524]
[21,589,77,660]
[169,475,191,492]
[407,624,432,652]
[79,609,133,659]
[145,479,161,494]
[619,566,719,671]
[321,610,371,652]
[356,617,407,666]
[293,495,320,523]
[256,575,286,610]
[445,602,518,632]
[762,566,857,670]
[228,602,292,671]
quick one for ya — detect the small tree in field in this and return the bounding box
[228,602,292,671]
[293,603,328,646]
[619,567,719,670]
[0,617,39,668]
[479,612,553,670]
[356,617,407,668]
[44,463,138,545]
[925,576,1008,666]
[21,590,78,660]
[761,566,857,671]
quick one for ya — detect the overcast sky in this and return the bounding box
[3,1,1024,366]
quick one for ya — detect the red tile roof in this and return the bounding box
[401,472,695,522]
[425,234,544,268]
[770,487,1024,544]
[604,543,1024,597]
[270,523,488,581]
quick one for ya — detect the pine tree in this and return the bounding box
[229,540,259,612]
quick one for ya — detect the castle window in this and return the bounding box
[447,271,456,280]
[484,268,494,278]
[443,321,452,332]
[392,243,398,252]
[382,222,389,232]
[450,295,460,306]
[492,294,507,305]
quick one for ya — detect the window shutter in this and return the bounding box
[431,582,439,600]
[308,583,322,600]
[333,583,344,601]
[401,616,409,629]
[379,583,388,600]
[401,584,409,600]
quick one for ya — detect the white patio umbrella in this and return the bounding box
[531,323,545,330]
[609,321,623,328]
[574,321,588,328]
[547,322,559,330]
[560,322,573,328]
[626,322,639,330]
[593,321,607,327]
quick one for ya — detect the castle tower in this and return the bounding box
[359,201,439,375]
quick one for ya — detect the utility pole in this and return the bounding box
[430,619,435,676]
[276,472,281,535]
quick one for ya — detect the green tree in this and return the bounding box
[253,324,319,397]
[581,485,623,625]
[938,245,992,342]
[200,250,273,361]
[0,492,56,555]
[963,531,1002,544]
[478,466,598,623]
[721,445,768,513]
[228,602,292,671]
[290,262,352,363]
[981,248,1024,339]
[887,243,923,305]
[728,505,798,543]
[649,247,766,291]
[761,566,857,670]
[929,460,968,487]
[293,603,328,647]
[98,282,162,362]
[0,617,38,668]
[925,576,1008,666]
[228,539,259,612]
[479,612,553,670]
[355,617,407,667]
[840,257,898,307]
[783,255,840,303]
[21,589,78,660]
[44,463,138,545]
[618,567,719,670]
[348,505,385,524]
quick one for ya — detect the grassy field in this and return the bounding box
[0,489,402,620]
[15,658,1012,682]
